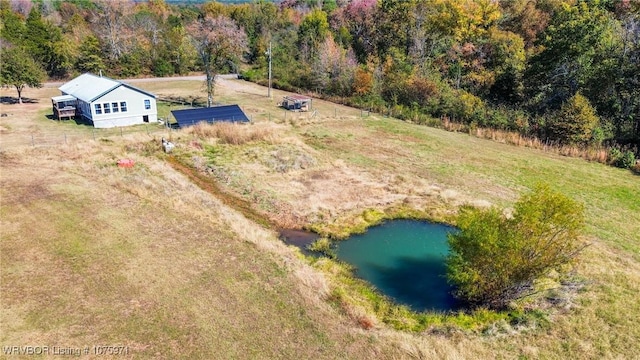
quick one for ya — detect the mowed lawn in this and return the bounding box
[1,79,639,359]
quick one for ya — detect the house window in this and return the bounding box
[144,99,151,110]
[120,102,127,112]
[94,103,102,115]
[112,102,119,113]
[103,103,111,114]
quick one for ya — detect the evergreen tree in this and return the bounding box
[0,0,26,45]
[75,35,105,74]
[23,7,71,77]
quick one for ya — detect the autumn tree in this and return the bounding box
[425,0,501,43]
[447,184,586,309]
[314,34,356,95]
[407,0,448,68]
[60,8,94,61]
[133,9,164,60]
[353,66,373,96]
[187,15,248,107]
[487,29,526,103]
[297,9,330,61]
[229,1,279,64]
[343,0,377,63]
[162,22,196,76]
[202,1,228,18]
[0,46,46,104]
[425,0,503,94]
[375,0,413,60]
[499,0,551,50]
[527,1,617,111]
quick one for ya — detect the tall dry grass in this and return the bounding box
[186,122,277,145]
[441,118,612,165]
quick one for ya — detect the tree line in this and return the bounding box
[1,0,638,162]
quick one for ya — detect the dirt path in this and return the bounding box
[166,155,275,229]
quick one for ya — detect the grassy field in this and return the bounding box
[1,78,639,359]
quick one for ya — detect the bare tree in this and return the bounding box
[134,11,163,58]
[187,16,248,107]
[91,0,134,61]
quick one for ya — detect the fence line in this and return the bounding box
[1,106,377,150]
[0,124,172,150]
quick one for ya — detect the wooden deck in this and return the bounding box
[52,98,77,121]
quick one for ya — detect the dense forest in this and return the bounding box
[1,0,639,163]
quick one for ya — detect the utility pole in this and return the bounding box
[267,41,272,99]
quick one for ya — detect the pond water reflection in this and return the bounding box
[336,219,460,312]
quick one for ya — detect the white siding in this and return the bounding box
[90,86,157,128]
[77,100,92,120]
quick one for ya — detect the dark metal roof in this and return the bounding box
[171,105,250,128]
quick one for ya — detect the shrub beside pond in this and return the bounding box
[447,184,587,309]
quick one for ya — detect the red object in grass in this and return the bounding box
[117,159,135,168]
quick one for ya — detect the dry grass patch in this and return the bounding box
[0,143,403,359]
[243,144,318,173]
[185,121,278,145]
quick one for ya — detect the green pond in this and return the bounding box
[336,219,459,312]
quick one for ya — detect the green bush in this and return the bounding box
[153,58,174,77]
[240,68,262,82]
[608,147,623,165]
[609,148,637,169]
[548,93,600,145]
[486,107,511,130]
[619,150,636,169]
[591,127,606,146]
[447,184,586,309]
[454,91,486,124]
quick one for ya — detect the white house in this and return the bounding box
[56,73,157,128]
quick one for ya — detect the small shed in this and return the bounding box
[171,105,250,128]
[52,95,77,120]
[282,95,312,112]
